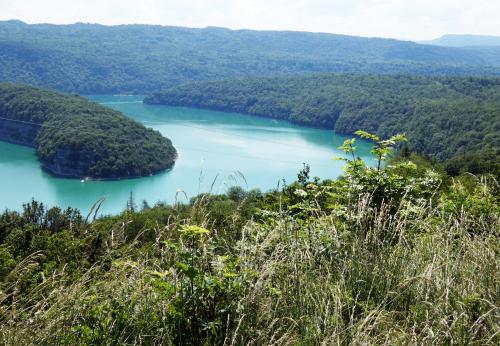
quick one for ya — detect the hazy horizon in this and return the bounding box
[1,0,499,41]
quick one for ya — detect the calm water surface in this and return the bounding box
[0,95,375,215]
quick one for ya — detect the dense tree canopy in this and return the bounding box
[145,74,500,172]
[0,83,177,179]
[1,20,500,94]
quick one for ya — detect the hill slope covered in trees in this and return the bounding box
[2,20,500,93]
[0,83,177,179]
[145,74,500,172]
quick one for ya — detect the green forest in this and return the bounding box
[2,20,500,94]
[0,134,498,344]
[0,84,177,178]
[146,74,500,175]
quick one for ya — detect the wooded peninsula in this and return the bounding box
[0,83,177,179]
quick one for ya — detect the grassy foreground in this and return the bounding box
[0,133,498,345]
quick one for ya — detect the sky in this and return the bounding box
[0,0,499,41]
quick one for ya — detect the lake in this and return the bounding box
[0,95,375,215]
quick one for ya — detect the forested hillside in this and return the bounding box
[1,134,498,344]
[2,20,500,93]
[146,74,500,173]
[0,83,177,178]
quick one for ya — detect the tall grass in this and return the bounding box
[1,175,498,345]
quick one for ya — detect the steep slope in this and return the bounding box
[1,20,500,93]
[145,74,500,164]
[0,83,177,179]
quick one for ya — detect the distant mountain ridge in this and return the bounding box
[420,34,500,47]
[1,20,500,93]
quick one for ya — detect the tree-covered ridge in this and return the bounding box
[0,83,177,179]
[145,74,500,170]
[2,20,500,94]
[0,134,498,344]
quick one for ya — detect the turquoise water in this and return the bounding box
[0,95,375,215]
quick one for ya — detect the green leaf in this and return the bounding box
[354,130,380,142]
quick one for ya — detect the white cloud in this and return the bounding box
[0,0,499,40]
